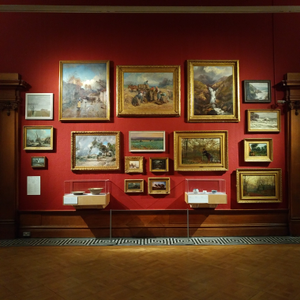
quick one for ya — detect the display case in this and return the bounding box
[63,179,111,209]
[185,179,227,208]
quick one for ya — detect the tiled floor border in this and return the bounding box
[1,236,300,247]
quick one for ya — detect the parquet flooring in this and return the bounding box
[0,244,300,300]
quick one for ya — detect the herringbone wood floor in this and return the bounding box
[0,244,300,300]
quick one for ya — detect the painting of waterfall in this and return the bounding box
[244,80,271,103]
[187,60,240,122]
[247,109,281,132]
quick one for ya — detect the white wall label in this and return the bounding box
[27,176,41,195]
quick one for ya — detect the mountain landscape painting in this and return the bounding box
[188,60,239,122]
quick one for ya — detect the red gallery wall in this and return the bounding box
[1,1,300,212]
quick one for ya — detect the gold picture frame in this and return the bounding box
[149,157,169,172]
[187,60,240,122]
[23,126,53,151]
[124,179,144,193]
[125,156,144,173]
[71,131,120,171]
[247,109,281,133]
[116,65,181,117]
[244,138,273,162]
[236,168,282,203]
[148,177,170,195]
[59,60,110,121]
[174,131,228,171]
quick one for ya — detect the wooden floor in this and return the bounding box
[0,244,300,300]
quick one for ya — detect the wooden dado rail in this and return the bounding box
[18,209,289,238]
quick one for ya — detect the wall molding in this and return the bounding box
[1,5,300,14]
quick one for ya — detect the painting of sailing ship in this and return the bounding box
[23,126,53,150]
[187,60,239,122]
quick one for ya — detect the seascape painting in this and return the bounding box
[59,61,109,121]
[248,110,280,132]
[24,126,53,150]
[129,131,165,152]
[244,81,270,102]
[71,132,120,171]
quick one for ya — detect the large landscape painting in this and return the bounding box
[188,60,239,122]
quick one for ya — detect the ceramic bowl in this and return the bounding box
[89,188,103,195]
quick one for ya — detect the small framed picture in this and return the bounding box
[148,177,170,195]
[23,126,54,150]
[129,131,165,152]
[31,156,47,168]
[25,93,54,120]
[125,156,143,173]
[236,168,282,203]
[244,138,273,162]
[149,157,169,172]
[124,179,144,193]
[247,109,281,133]
[244,80,271,103]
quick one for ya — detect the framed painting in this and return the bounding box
[247,109,281,132]
[124,179,144,193]
[243,80,271,103]
[129,131,165,152]
[71,131,120,171]
[244,138,273,162]
[236,168,282,203]
[174,131,228,171]
[187,60,240,122]
[116,65,180,117]
[148,177,170,195]
[149,157,169,172]
[25,93,53,120]
[125,156,144,173]
[31,156,46,168]
[23,126,53,150]
[59,60,110,121]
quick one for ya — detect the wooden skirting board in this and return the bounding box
[17,209,289,238]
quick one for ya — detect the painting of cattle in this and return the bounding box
[148,177,170,194]
[59,61,110,121]
[117,65,181,117]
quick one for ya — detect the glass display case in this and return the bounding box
[63,179,110,209]
[185,179,227,208]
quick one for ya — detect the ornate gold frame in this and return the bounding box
[244,138,273,162]
[148,177,170,195]
[247,109,281,132]
[236,168,282,203]
[125,156,143,173]
[59,60,110,121]
[116,65,181,117]
[71,131,120,171]
[124,179,144,193]
[187,60,240,122]
[23,126,53,151]
[149,157,169,172]
[174,131,228,171]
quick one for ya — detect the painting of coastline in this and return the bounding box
[24,126,53,150]
[244,80,271,102]
[59,61,110,121]
[247,109,280,132]
[129,131,165,152]
[25,93,53,120]
[188,60,239,122]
